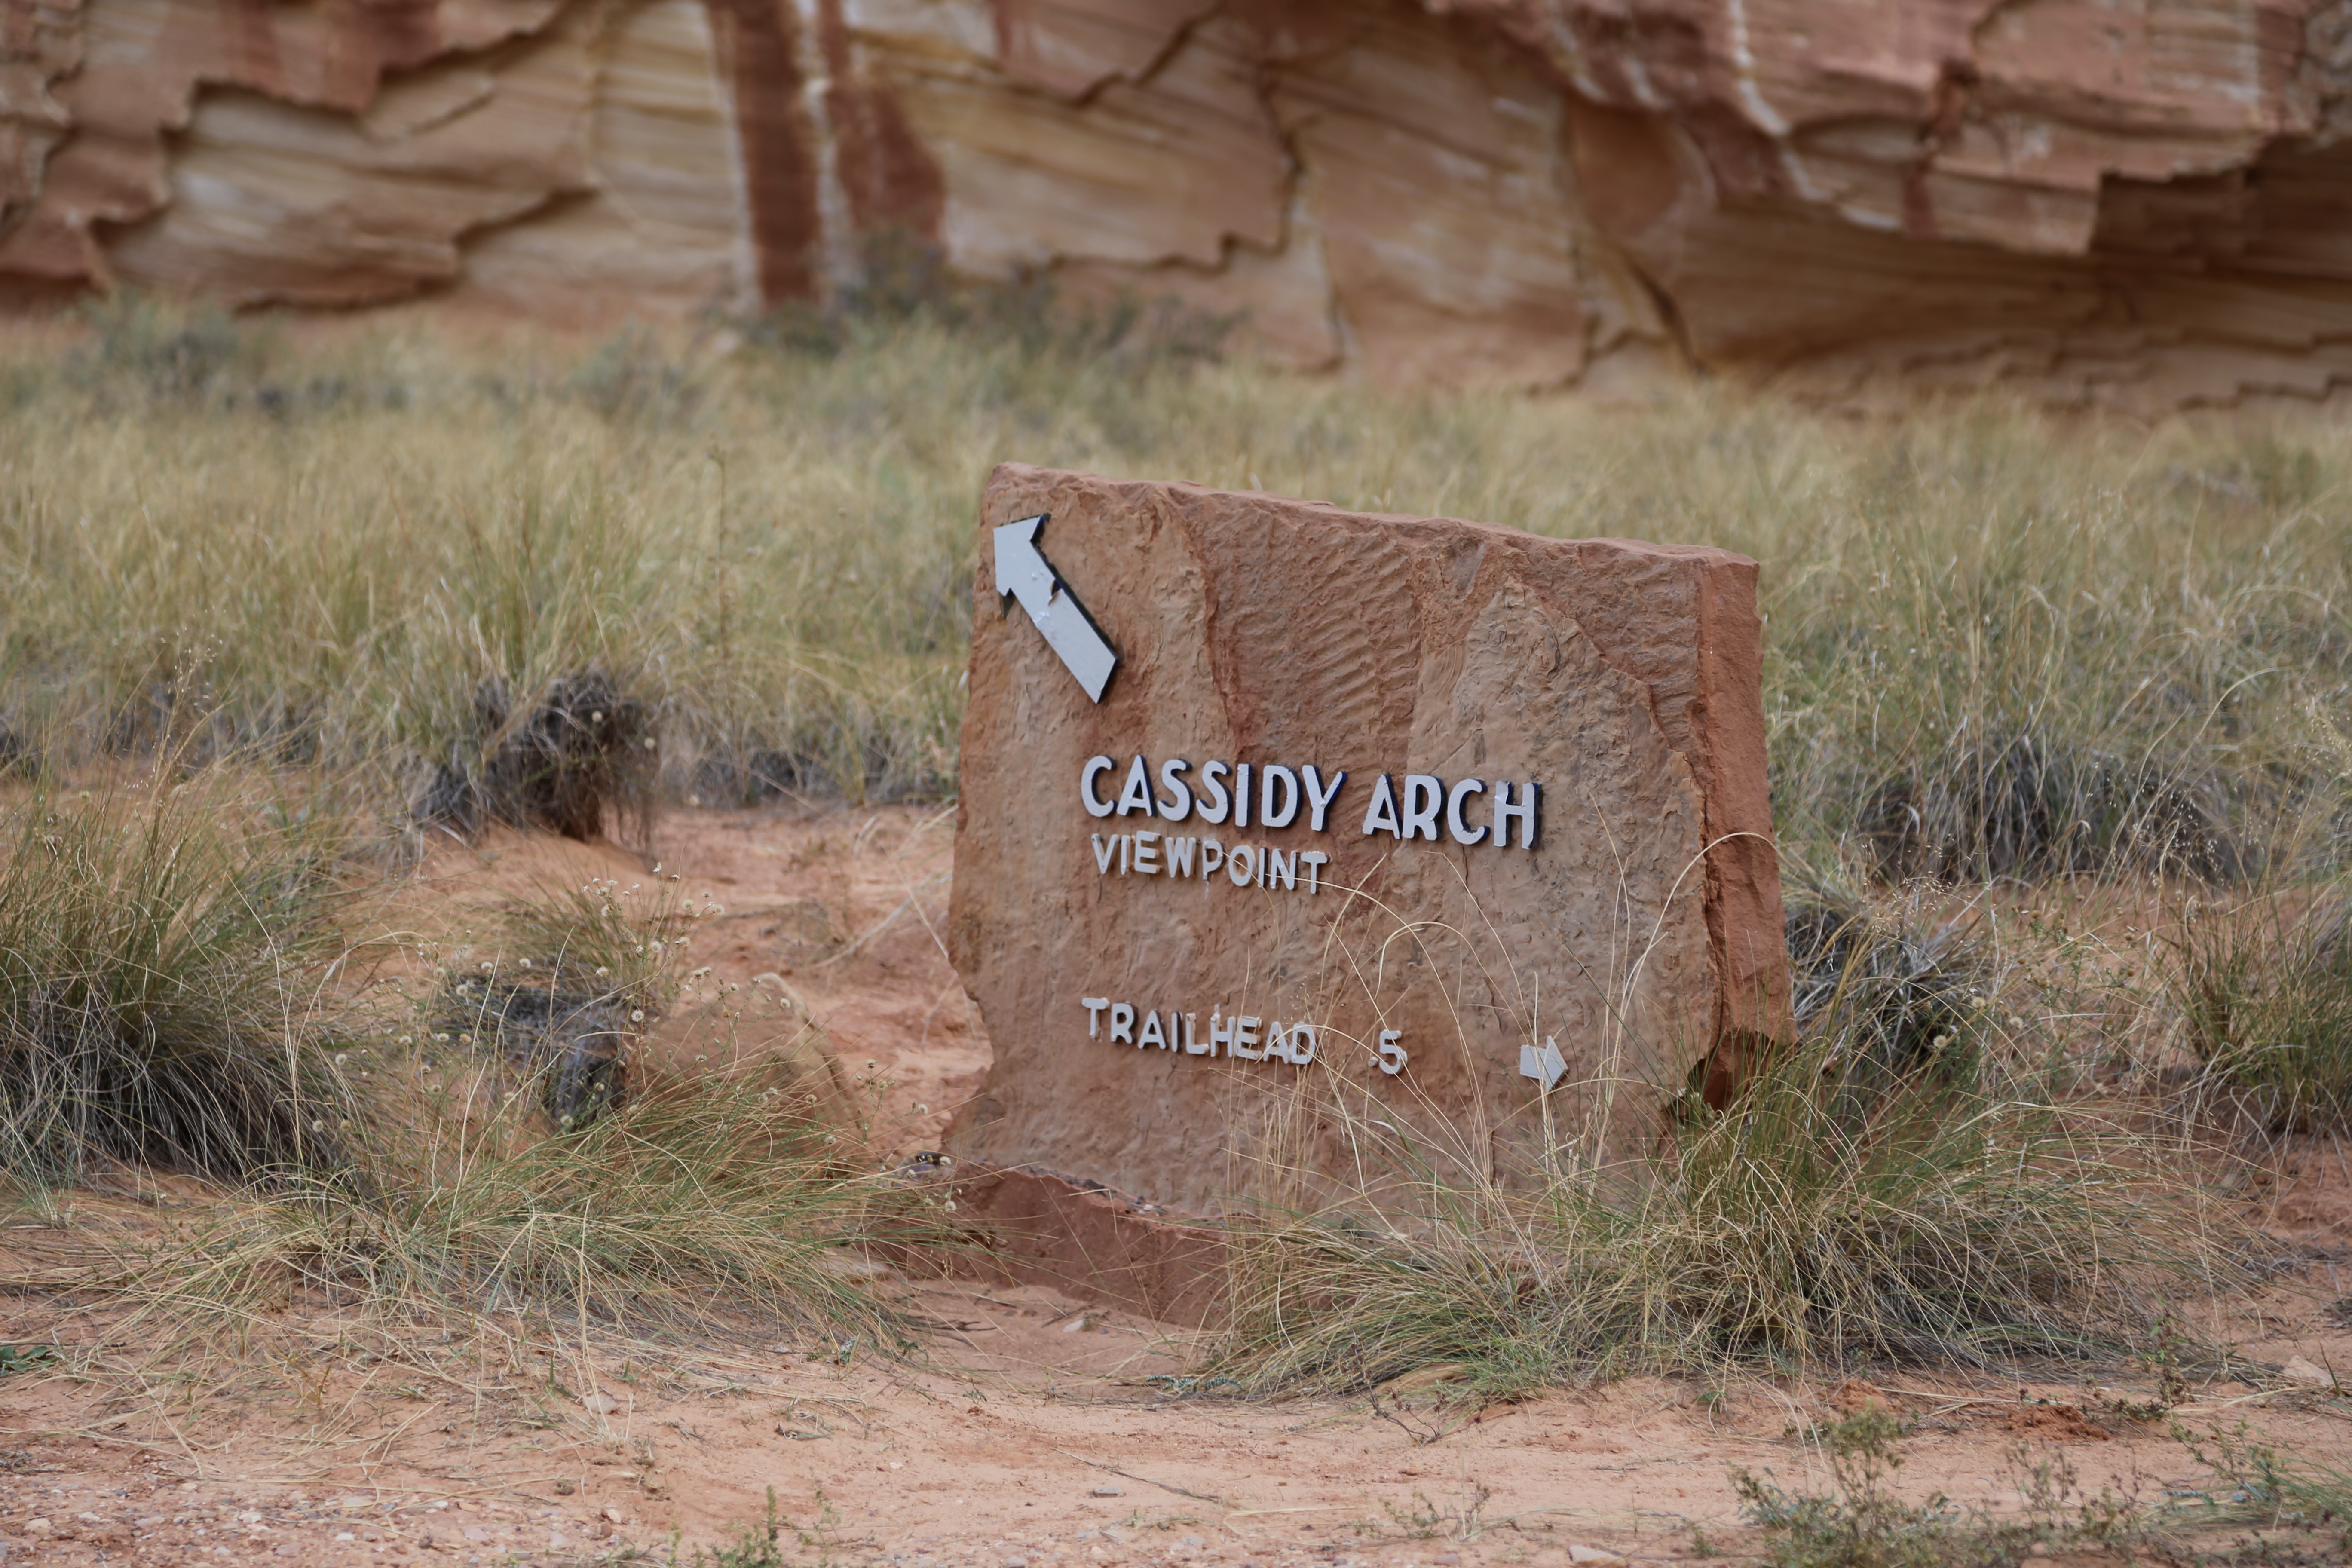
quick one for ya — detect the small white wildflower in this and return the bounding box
[433,1032,450,1043]
[595,966,609,977]
[590,711,604,723]
[398,1035,413,1046]
[629,1010,645,1023]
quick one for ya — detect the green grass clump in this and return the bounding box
[430,873,690,1128]
[0,766,365,1186]
[1734,1410,1977,1568]
[1731,1409,2175,1568]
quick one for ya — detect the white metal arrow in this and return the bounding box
[992,513,1118,703]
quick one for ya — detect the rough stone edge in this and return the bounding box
[1561,535,1790,1066]
[918,1164,1230,1329]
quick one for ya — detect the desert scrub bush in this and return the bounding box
[61,291,408,419]
[2166,890,2352,1132]
[564,324,706,425]
[424,871,714,1128]
[415,668,659,842]
[1209,954,2232,1393]
[69,289,261,405]
[1783,870,2000,1086]
[0,766,365,1186]
[2174,1422,2352,1548]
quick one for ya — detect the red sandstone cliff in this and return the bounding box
[3,0,2347,407]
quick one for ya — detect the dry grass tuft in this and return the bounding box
[1210,993,2241,1395]
[6,303,2346,855]
[0,765,366,1186]
[2167,891,2352,1133]
[2,831,922,1413]
[1783,871,1995,1084]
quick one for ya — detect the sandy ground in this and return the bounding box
[5,805,2352,1565]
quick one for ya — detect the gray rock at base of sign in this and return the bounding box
[948,463,1791,1215]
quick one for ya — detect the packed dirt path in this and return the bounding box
[4,1281,2350,1567]
[6,806,2352,1565]
[6,1253,2352,1568]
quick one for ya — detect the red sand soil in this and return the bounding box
[5,805,2351,1565]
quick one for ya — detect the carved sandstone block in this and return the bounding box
[947,463,1789,1215]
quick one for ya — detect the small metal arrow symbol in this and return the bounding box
[1519,1036,1566,1092]
[993,512,1118,703]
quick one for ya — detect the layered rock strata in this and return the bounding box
[947,463,1788,1214]
[5,0,2349,405]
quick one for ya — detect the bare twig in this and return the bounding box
[1048,1447,1224,1504]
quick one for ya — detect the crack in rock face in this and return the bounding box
[3,0,2350,404]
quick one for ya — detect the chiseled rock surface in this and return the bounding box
[946,463,1788,1215]
[3,0,2349,404]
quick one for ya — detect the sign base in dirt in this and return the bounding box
[947,464,1789,1214]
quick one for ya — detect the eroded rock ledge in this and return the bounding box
[4,0,2348,408]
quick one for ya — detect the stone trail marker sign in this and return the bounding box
[948,464,1791,1216]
